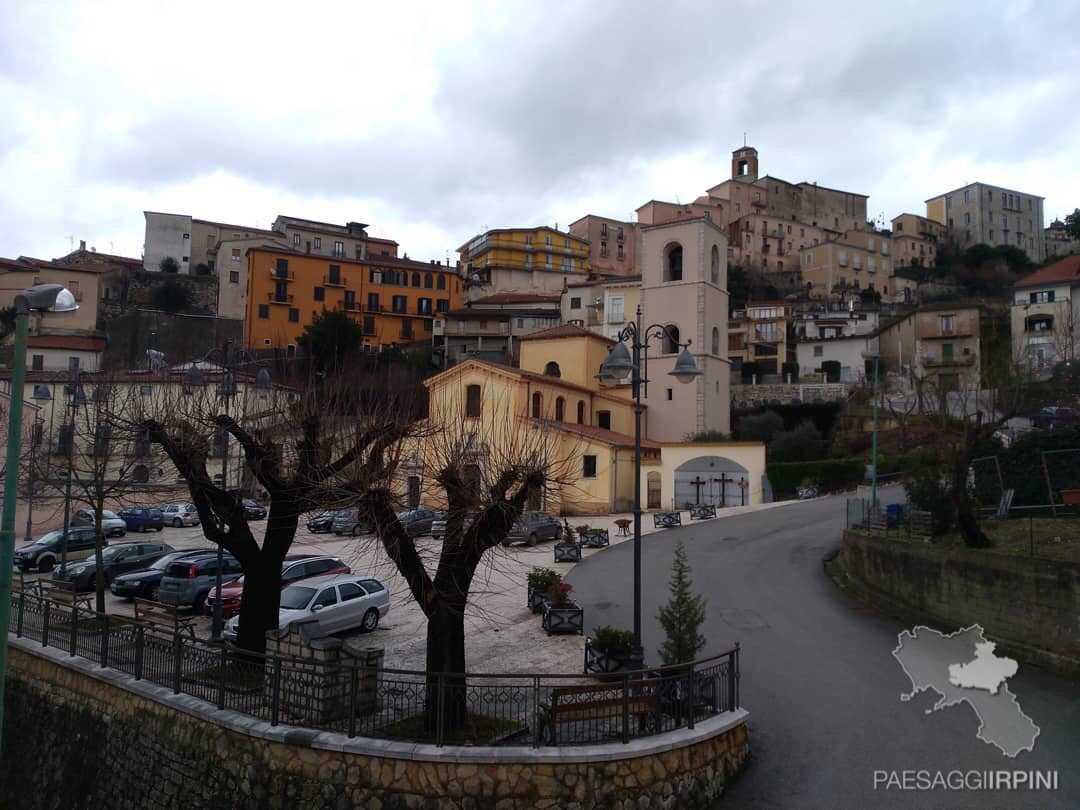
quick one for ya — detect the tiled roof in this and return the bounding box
[26,335,106,351]
[553,422,660,450]
[468,293,562,305]
[518,323,615,344]
[0,256,109,275]
[1013,256,1080,289]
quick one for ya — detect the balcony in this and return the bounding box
[343,301,358,311]
[268,293,294,305]
[270,268,295,281]
[365,303,384,313]
[442,320,510,336]
[922,354,976,368]
[323,274,346,288]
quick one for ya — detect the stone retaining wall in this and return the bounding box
[731,382,848,408]
[2,640,749,809]
[836,530,1080,675]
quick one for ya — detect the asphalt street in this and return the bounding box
[566,488,1080,810]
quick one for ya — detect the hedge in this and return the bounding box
[767,458,866,499]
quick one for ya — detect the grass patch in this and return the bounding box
[379,711,526,744]
[853,517,1080,560]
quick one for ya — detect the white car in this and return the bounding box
[224,573,389,642]
[161,502,200,527]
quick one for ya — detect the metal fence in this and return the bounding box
[8,588,740,748]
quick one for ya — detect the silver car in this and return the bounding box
[225,573,390,641]
[71,508,127,537]
[161,502,200,528]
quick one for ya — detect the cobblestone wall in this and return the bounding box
[731,382,849,408]
[2,642,749,810]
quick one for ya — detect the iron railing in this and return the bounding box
[8,588,740,748]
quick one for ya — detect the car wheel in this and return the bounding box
[173,518,183,528]
[38,556,54,573]
[527,533,538,547]
[195,591,210,612]
[361,609,379,632]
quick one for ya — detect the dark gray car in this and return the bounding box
[157,553,244,610]
[503,511,562,546]
[52,541,174,591]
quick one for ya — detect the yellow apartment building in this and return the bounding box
[799,229,894,300]
[458,227,590,299]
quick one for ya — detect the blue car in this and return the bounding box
[119,507,164,533]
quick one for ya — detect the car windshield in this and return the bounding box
[102,510,118,519]
[280,586,316,610]
[397,510,415,520]
[33,530,64,546]
[150,551,189,570]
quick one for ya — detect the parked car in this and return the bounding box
[503,511,562,546]
[430,511,476,540]
[1033,406,1080,430]
[53,541,173,591]
[161,502,200,528]
[331,508,371,536]
[306,510,343,533]
[13,528,106,573]
[205,554,350,618]
[224,573,389,642]
[157,553,244,610]
[70,509,126,537]
[242,499,267,520]
[109,548,213,600]
[119,506,165,533]
[398,508,439,537]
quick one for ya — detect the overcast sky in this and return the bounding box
[2,0,1078,264]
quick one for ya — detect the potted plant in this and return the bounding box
[580,527,610,548]
[541,582,583,635]
[526,567,562,614]
[585,625,643,675]
[554,529,582,563]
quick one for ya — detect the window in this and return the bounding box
[576,401,585,424]
[561,257,571,272]
[140,385,152,396]
[609,295,624,322]
[288,307,299,323]
[582,455,597,478]
[31,354,43,371]
[711,245,720,284]
[544,361,561,377]
[333,241,345,257]
[411,272,421,287]
[328,264,341,284]
[274,280,288,301]
[1030,290,1055,304]
[292,233,301,246]
[838,249,847,266]
[437,299,449,313]
[401,318,413,339]
[545,235,553,247]
[531,391,542,419]
[313,588,338,608]
[597,411,611,430]
[813,345,823,357]
[570,297,581,309]
[363,316,375,336]
[617,243,624,259]
[182,232,190,239]
[425,273,433,288]
[437,275,446,290]
[600,240,608,257]
[564,238,571,249]
[229,271,239,284]
[392,295,407,313]
[231,248,241,262]
[664,243,683,282]
[555,396,565,421]
[964,212,971,225]
[465,385,482,418]
[601,223,608,237]
[342,290,356,310]
[286,344,296,359]
[664,325,680,354]
[964,189,971,203]
[417,298,432,315]
[545,254,552,268]
[258,304,269,319]
[712,326,720,355]
[338,582,364,602]
[314,286,324,302]
[666,388,673,401]
[524,234,533,247]
[940,315,955,335]
[314,237,321,250]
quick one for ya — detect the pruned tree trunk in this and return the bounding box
[951,456,990,548]
[234,553,283,655]
[93,512,107,614]
[424,600,468,733]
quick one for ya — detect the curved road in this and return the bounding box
[567,490,1079,809]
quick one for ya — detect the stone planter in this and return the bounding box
[584,637,644,675]
[527,587,553,614]
[542,601,584,635]
[554,543,582,563]
[580,529,610,549]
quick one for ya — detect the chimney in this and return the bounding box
[79,239,86,251]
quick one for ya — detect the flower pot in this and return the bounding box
[527,587,552,614]
[554,543,582,563]
[542,601,584,635]
[584,637,644,675]
[580,529,609,549]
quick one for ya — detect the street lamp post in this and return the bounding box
[184,342,271,642]
[59,367,81,574]
[863,350,881,508]
[0,284,78,757]
[598,305,702,660]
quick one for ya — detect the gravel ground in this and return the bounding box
[18,501,795,675]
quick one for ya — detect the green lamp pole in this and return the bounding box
[0,284,78,757]
[863,349,881,508]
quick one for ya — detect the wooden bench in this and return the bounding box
[689,505,716,520]
[35,580,93,608]
[538,682,659,743]
[653,511,682,529]
[134,598,198,637]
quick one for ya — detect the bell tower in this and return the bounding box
[731,146,759,181]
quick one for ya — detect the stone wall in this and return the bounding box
[836,530,1080,675]
[732,382,848,408]
[99,268,221,322]
[100,309,243,370]
[2,640,749,810]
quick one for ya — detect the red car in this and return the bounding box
[204,554,350,618]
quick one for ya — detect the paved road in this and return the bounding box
[567,489,1080,809]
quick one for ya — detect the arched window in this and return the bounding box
[712,327,720,355]
[411,272,421,287]
[543,361,561,377]
[531,391,542,419]
[663,243,683,282]
[710,244,720,284]
[576,400,585,424]
[664,325,680,355]
[437,275,446,290]
[424,273,433,288]
[555,396,565,421]
[132,464,150,483]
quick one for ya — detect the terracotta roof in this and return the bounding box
[443,308,560,319]
[425,357,641,405]
[247,244,456,274]
[26,335,106,351]
[517,323,615,344]
[467,293,562,305]
[553,421,660,450]
[1013,256,1080,289]
[55,248,142,268]
[0,256,108,275]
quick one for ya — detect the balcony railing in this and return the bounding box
[271,268,295,281]
[323,275,346,287]
[922,354,975,368]
[268,293,294,304]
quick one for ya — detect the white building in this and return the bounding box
[1010,256,1080,375]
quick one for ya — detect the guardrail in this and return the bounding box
[8,588,740,748]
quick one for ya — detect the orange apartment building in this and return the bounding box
[244,247,463,352]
